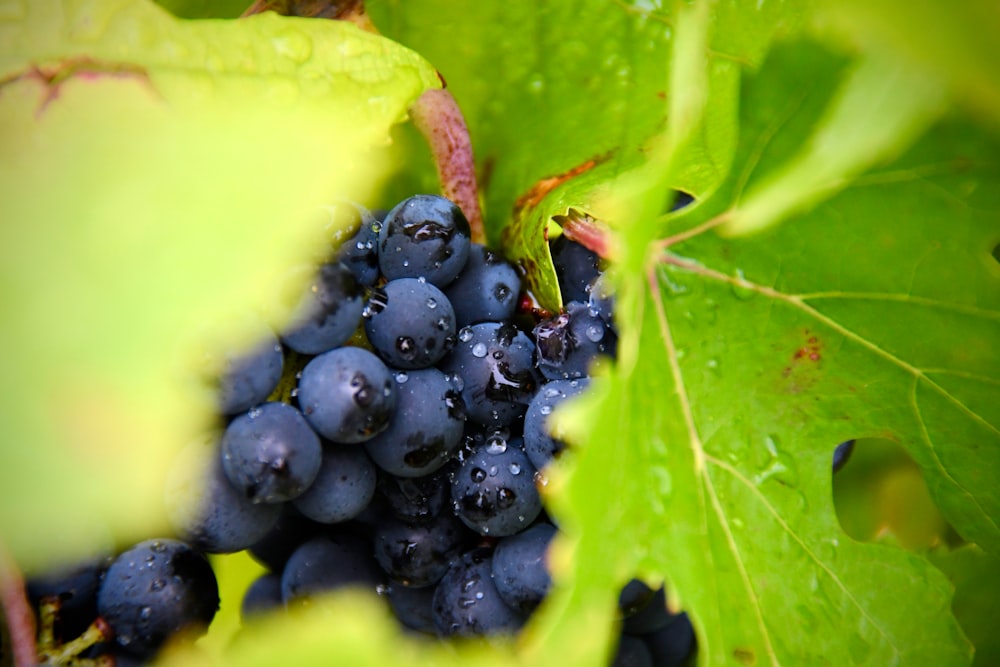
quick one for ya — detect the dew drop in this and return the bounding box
[426,297,438,309]
[458,327,474,343]
[395,371,409,384]
[472,342,488,358]
[509,463,521,475]
[139,606,152,620]
[585,323,605,342]
[540,405,553,416]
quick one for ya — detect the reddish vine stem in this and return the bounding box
[409,88,485,244]
[0,544,38,667]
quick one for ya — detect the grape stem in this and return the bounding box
[410,89,486,244]
[0,544,38,667]
[241,0,486,244]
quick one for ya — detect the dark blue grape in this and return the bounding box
[364,368,466,478]
[292,444,377,524]
[96,539,218,658]
[240,573,283,621]
[550,235,603,304]
[282,262,365,355]
[247,506,321,572]
[523,378,589,470]
[491,522,556,613]
[833,439,856,473]
[533,300,616,381]
[378,194,471,287]
[623,586,672,635]
[281,533,382,605]
[363,278,456,369]
[443,244,521,327]
[438,322,539,428]
[642,613,696,667]
[376,465,454,524]
[670,190,695,212]
[387,584,437,635]
[619,578,656,617]
[297,347,396,444]
[613,635,654,667]
[451,436,542,537]
[431,549,525,637]
[221,402,322,504]
[216,327,283,415]
[587,272,616,331]
[166,440,281,554]
[332,203,380,287]
[373,513,473,588]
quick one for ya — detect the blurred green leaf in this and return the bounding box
[0,0,439,567]
[820,0,1000,129]
[154,0,248,18]
[930,544,1000,667]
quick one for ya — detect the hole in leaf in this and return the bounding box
[832,438,959,550]
[666,190,695,214]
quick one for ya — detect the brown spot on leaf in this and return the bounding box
[2,58,151,115]
[733,647,756,664]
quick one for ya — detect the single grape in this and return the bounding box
[96,539,218,658]
[523,378,590,470]
[332,203,381,287]
[378,194,471,287]
[833,439,856,473]
[282,261,365,355]
[533,300,617,381]
[623,586,672,635]
[431,548,525,637]
[642,613,696,667]
[388,584,437,635]
[166,439,281,554]
[297,346,397,444]
[550,235,604,304]
[363,278,457,369]
[443,243,521,327]
[491,522,556,613]
[376,465,455,524]
[438,321,539,428]
[451,436,542,536]
[216,327,284,415]
[619,579,656,617]
[281,533,382,605]
[613,635,654,667]
[221,402,322,504]
[364,368,466,478]
[292,444,377,524]
[240,573,283,621]
[373,512,473,588]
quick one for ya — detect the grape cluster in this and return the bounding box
[23,194,697,666]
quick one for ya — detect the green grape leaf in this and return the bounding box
[929,545,1000,667]
[820,0,1000,127]
[368,0,805,311]
[154,0,247,18]
[0,0,439,566]
[542,38,995,666]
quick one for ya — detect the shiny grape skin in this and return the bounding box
[363,278,457,370]
[297,346,397,444]
[363,368,466,478]
[378,194,471,287]
[437,321,540,429]
[431,549,525,637]
[292,445,377,524]
[450,437,542,537]
[221,402,323,504]
[96,539,218,658]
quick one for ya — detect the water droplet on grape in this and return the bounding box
[509,463,521,475]
[585,323,604,342]
[395,371,409,384]
[540,405,552,415]
[472,342,488,358]
[458,327,474,343]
